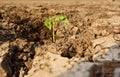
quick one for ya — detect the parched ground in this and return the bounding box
[0,0,120,77]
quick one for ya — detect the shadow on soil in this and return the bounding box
[1,44,35,77]
[0,5,51,77]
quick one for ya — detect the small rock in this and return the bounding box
[39,64,45,70]
[23,55,27,61]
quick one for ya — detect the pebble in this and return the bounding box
[23,55,27,61]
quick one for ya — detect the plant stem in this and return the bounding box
[52,26,55,43]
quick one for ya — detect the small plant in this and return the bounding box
[44,15,69,43]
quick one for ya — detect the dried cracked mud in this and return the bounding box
[0,0,120,77]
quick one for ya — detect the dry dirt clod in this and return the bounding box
[92,37,106,47]
[9,23,15,29]
[47,45,57,54]
[84,49,92,57]
[68,35,76,41]
[101,30,108,36]
[23,55,28,61]
[35,46,42,56]
[94,44,102,54]
[2,22,9,29]
[72,26,78,34]
[10,38,27,49]
[113,34,120,41]
[25,61,33,70]
[92,50,105,61]
[23,44,31,53]
[113,25,120,34]
[19,68,25,77]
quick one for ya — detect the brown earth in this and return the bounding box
[0,0,120,77]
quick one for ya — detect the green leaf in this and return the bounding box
[55,15,64,21]
[45,18,52,30]
[55,15,69,23]
[62,18,69,23]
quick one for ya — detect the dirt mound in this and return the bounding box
[0,3,120,77]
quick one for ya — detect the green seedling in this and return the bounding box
[44,15,69,43]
